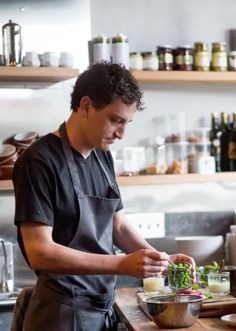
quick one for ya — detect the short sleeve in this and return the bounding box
[13,153,54,227]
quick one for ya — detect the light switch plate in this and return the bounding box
[126,213,165,238]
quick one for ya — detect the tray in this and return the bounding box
[137,291,236,317]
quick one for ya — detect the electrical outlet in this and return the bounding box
[126,213,165,238]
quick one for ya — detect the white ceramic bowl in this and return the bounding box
[175,236,224,265]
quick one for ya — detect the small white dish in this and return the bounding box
[221,313,236,327]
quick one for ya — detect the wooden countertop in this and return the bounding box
[114,288,232,330]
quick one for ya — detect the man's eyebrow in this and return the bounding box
[111,114,133,123]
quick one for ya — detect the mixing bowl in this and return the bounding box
[145,294,203,328]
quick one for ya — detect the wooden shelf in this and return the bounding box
[0,67,79,83]
[132,70,236,84]
[117,172,236,186]
[1,172,236,191]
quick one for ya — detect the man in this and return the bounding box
[13,62,195,331]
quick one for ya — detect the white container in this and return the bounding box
[129,52,143,70]
[175,236,224,265]
[123,147,145,174]
[22,51,40,67]
[59,52,73,68]
[41,52,59,67]
[112,33,129,68]
[93,34,111,63]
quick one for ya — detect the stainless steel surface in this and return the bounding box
[145,294,203,328]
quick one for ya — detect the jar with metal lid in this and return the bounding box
[129,52,143,70]
[193,42,210,71]
[228,51,236,71]
[93,34,110,64]
[141,52,158,70]
[211,42,228,71]
[157,45,173,70]
[174,45,193,71]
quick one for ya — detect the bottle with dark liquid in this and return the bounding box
[220,112,230,171]
[210,112,221,172]
[228,112,236,171]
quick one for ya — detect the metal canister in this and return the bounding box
[92,34,110,64]
[211,42,228,71]
[2,20,22,66]
[193,42,210,71]
[111,33,129,69]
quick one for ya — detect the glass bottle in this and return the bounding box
[220,112,230,171]
[228,112,236,171]
[210,112,221,172]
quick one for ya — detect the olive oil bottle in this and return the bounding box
[220,112,230,171]
[210,112,221,172]
[228,112,236,171]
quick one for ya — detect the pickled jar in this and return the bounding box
[228,51,236,71]
[141,52,158,70]
[194,42,210,71]
[157,45,173,70]
[174,46,193,71]
[168,263,192,290]
[129,52,143,70]
[211,42,228,71]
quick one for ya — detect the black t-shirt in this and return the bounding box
[13,134,123,249]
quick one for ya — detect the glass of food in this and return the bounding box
[143,275,165,293]
[208,272,230,296]
[168,263,192,291]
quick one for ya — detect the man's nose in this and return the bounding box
[114,125,125,140]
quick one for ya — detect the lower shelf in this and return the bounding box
[1,172,236,191]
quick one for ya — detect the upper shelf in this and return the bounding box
[0,67,79,83]
[132,70,236,84]
[1,172,236,191]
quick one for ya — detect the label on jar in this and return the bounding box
[212,53,227,69]
[176,54,193,65]
[213,138,220,148]
[228,142,236,160]
[195,51,210,67]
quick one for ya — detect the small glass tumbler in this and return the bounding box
[168,263,192,291]
[208,272,230,296]
[143,275,165,293]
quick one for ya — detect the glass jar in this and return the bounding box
[228,51,236,71]
[141,52,158,70]
[194,42,210,71]
[165,142,189,174]
[168,263,192,290]
[174,46,193,71]
[129,52,143,70]
[211,42,228,71]
[208,272,230,296]
[143,275,165,293]
[157,45,173,70]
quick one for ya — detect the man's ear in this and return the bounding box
[80,96,91,118]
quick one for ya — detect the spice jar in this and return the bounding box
[141,52,158,70]
[129,52,143,70]
[157,45,173,70]
[211,42,228,71]
[174,45,193,71]
[193,42,210,71]
[228,51,236,71]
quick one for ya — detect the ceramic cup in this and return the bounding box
[22,52,40,67]
[59,52,73,68]
[41,52,59,67]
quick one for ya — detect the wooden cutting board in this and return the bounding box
[137,291,236,317]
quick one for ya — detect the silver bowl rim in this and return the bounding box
[144,294,204,304]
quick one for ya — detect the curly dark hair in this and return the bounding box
[70,61,144,111]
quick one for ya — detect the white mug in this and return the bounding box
[22,51,40,67]
[41,51,59,67]
[59,52,73,68]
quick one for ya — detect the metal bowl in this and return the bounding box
[145,294,203,329]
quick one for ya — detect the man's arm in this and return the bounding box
[20,222,169,278]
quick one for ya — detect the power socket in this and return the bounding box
[126,213,165,238]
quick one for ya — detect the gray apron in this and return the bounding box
[23,122,120,331]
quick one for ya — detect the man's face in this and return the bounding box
[84,98,137,151]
